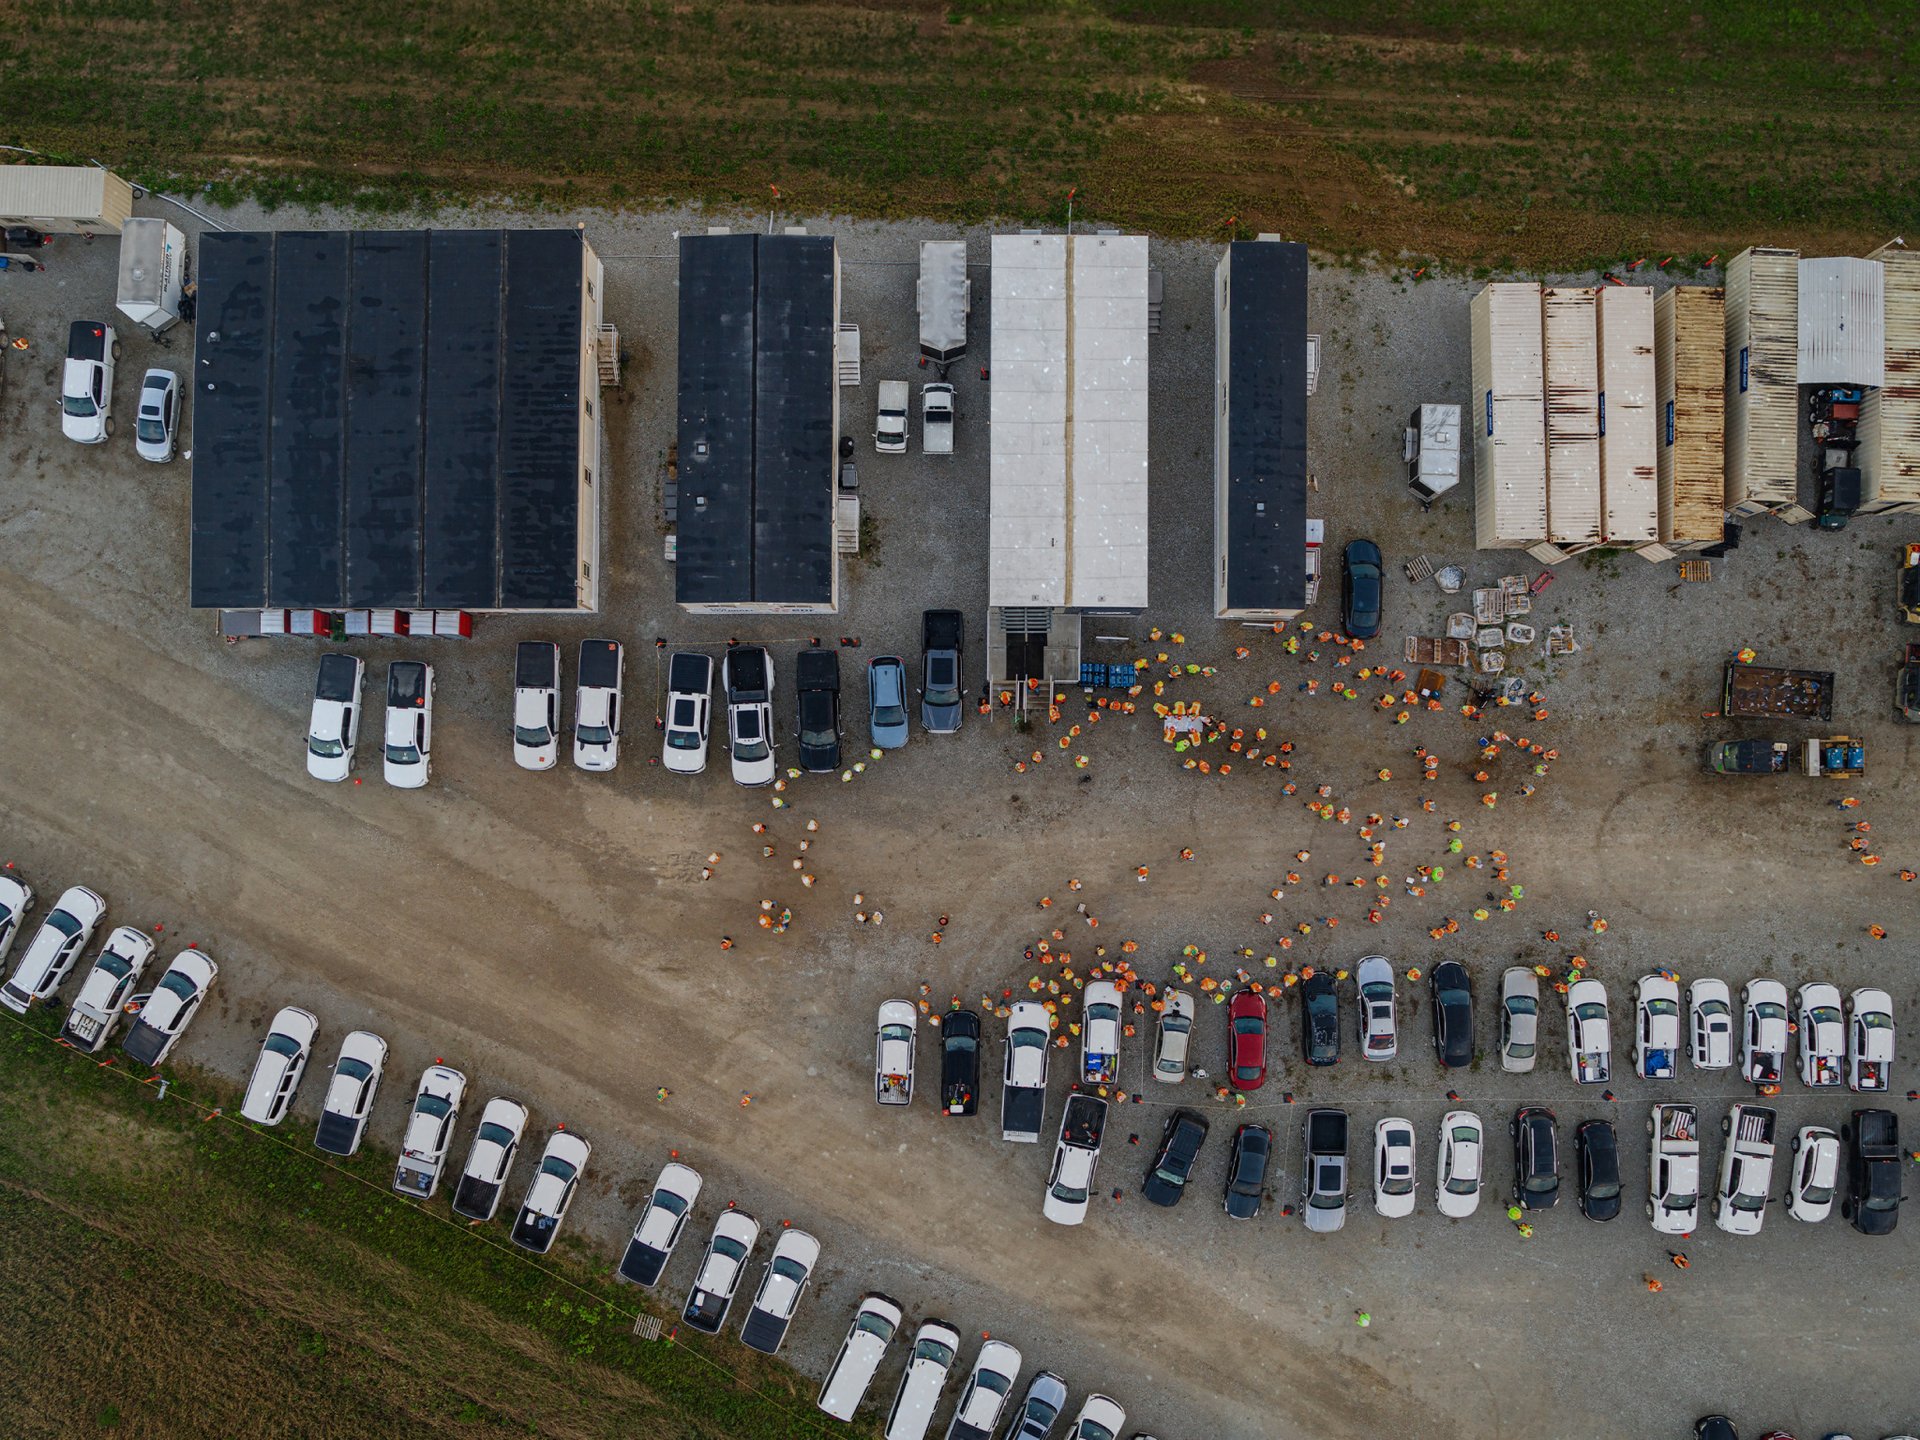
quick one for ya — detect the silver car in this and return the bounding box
[1152,988,1194,1082]
[1356,956,1397,1061]
[1499,966,1539,1074]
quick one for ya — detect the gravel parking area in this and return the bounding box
[2,197,1918,1440]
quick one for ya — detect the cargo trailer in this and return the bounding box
[1655,287,1727,546]
[1722,662,1834,721]
[1858,241,1920,515]
[1406,403,1461,505]
[917,240,969,372]
[1726,247,1802,519]
[1544,287,1602,546]
[115,218,188,334]
[1596,286,1656,543]
[1470,284,1548,549]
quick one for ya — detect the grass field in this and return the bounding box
[2,0,1915,262]
[0,1014,860,1440]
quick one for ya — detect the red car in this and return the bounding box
[1228,991,1269,1091]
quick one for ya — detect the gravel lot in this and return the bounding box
[2,197,1918,1440]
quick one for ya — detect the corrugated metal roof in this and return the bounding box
[989,232,1149,609]
[1725,247,1800,504]
[1656,286,1727,543]
[1544,287,1602,544]
[1470,283,1547,547]
[1597,286,1657,542]
[0,164,111,221]
[1860,242,1920,503]
[1797,257,1884,386]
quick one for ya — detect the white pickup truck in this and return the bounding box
[58,927,156,1053]
[921,382,954,456]
[874,381,909,454]
[1647,1103,1700,1235]
[394,1064,468,1199]
[1713,1103,1777,1236]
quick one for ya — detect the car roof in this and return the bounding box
[545,1130,591,1165]
[1744,978,1788,1001]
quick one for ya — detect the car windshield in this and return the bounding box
[1808,1006,1841,1025]
[1162,1014,1190,1035]
[1079,1424,1116,1440]
[1646,998,1677,1015]
[1233,1064,1260,1083]
[386,742,421,764]
[1700,999,1730,1017]
[1087,1003,1119,1025]
[734,737,769,762]
[137,415,168,442]
[653,1190,689,1217]
[1755,1002,1787,1020]
[310,735,345,758]
[1444,1172,1477,1195]
[946,1035,977,1054]
[63,392,98,418]
[1440,988,1469,1008]
[1152,1164,1186,1187]
[881,1023,912,1043]
[1524,1171,1556,1193]
[47,911,83,938]
[1051,1177,1089,1205]
[1801,1181,1834,1206]
[159,971,198,1001]
[914,1338,956,1367]
[1861,1011,1893,1029]
[477,1122,515,1147]
[1230,1016,1263,1037]
[1663,1190,1697,1211]
[1507,995,1536,1016]
[1731,1189,1764,1213]
[1010,1029,1045,1050]
[1506,1039,1536,1059]
[98,953,133,980]
[539,1155,577,1183]
[1575,1003,1606,1022]
[1362,983,1392,1003]
[516,723,553,747]
[772,1256,808,1281]
[855,1311,897,1342]
[873,703,906,727]
[264,1033,303,1059]
[1309,1186,1344,1210]
[1024,1398,1061,1428]
[1587,1177,1621,1201]
[575,723,612,746]
[338,1057,373,1082]
[711,1235,746,1261]
[416,1093,453,1119]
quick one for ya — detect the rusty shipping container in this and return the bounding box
[1655,286,1727,546]
[1470,283,1548,548]
[1597,286,1657,543]
[1543,287,1601,545]
[1725,246,1801,517]
[1859,240,1920,514]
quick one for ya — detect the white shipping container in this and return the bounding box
[1797,257,1884,386]
[0,163,135,233]
[1470,283,1548,548]
[1655,286,1727,545]
[1597,286,1657,543]
[1858,241,1920,511]
[1725,246,1800,512]
[1543,287,1602,545]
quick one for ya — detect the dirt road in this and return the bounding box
[2,204,1917,1440]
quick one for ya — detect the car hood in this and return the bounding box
[922,700,961,730]
[513,690,551,731]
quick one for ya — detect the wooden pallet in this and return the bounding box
[1404,555,1435,583]
[1679,559,1713,582]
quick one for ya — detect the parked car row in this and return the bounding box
[817,1296,1128,1440]
[57,318,184,461]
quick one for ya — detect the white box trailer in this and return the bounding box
[1858,241,1920,514]
[1470,283,1548,549]
[1406,403,1461,504]
[917,240,969,371]
[1655,286,1728,546]
[1726,246,1802,518]
[0,164,135,234]
[1543,287,1602,545]
[1596,286,1657,543]
[116,218,187,334]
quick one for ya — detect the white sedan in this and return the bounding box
[945,1338,1023,1440]
[1434,1110,1483,1218]
[1795,982,1845,1088]
[1151,988,1194,1082]
[1565,978,1611,1085]
[120,950,219,1068]
[0,883,106,1014]
[1633,973,1681,1080]
[1741,979,1790,1086]
[239,1005,320,1126]
[1847,987,1895,1092]
[1081,980,1122,1086]
[875,1000,918,1105]
[1783,1124,1839,1223]
[1372,1117,1417,1219]
[1688,978,1735,1070]
[1356,955,1397,1061]
[1066,1395,1126,1440]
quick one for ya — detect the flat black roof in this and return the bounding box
[190,228,587,611]
[1222,240,1308,612]
[676,233,836,607]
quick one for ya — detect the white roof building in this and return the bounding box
[989,232,1149,610]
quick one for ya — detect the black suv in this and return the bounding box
[940,1009,981,1117]
[1141,1109,1210,1207]
[1575,1118,1621,1221]
[1300,971,1340,1066]
[1512,1105,1559,1210]
[1223,1123,1272,1220]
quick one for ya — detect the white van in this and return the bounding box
[884,1318,960,1440]
[817,1293,904,1422]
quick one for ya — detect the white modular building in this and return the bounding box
[1470,283,1548,549]
[1596,285,1657,543]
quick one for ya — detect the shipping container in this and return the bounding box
[1470,283,1548,549]
[1858,241,1920,513]
[1655,287,1727,545]
[1543,287,1602,545]
[0,164,135,233]
[1725,247,1801,516]
[1596,286,1657,543]
[1798,257,1884,386]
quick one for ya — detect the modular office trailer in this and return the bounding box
[1213,238,1308,620]
[1470,283,1548,549]
[190,228,605,614]
[1596,286,1657,544]
[1859,241,1920,514]
[0,163,135,234]
[1654,286,1728,546]
[675,230,841,614]
[1543,287,1602,546]
[1725,246,1802,519]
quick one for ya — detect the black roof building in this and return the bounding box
[676,231,839,612]
[190,228,601,612]
[1214,239,1309,618]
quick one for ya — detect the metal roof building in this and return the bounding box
[1596,285,1657,544]
[189,228,605,612]
[1859,240,1920,513]
[1797,257,1885,387]
[1725,246,1802,518]
[1655,285,1727,546]
[989,232,1149,611]
[1470,283,1548,549]
[1543,286,1602,546]
[1212,238,1308,619]
[675,231,841,613]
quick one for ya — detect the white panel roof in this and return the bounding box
[989,232,1149,608]
[1798,257,1885,386]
